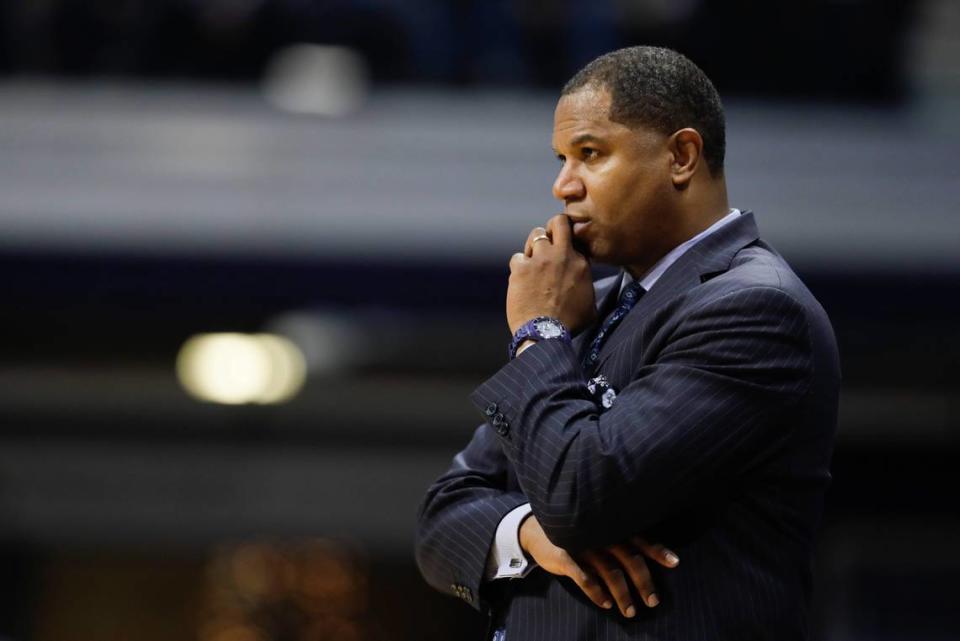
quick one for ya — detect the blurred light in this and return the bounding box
[262,44,369,117]
[202,623,266,641]
[176,333,306,405]
[201,539,370,641]
[229,544,282,598]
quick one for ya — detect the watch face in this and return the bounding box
[535,320,563,339]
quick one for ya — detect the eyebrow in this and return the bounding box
[553,133,605,155]
[570,133,604,146]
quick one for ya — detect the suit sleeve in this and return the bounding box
[470,285,814,551]
[414,422,528,612]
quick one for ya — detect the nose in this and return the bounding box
[552,161,585,202]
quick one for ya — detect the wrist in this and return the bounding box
[508,316,571,360]
[518,513,536,555]
[515,339,537,356]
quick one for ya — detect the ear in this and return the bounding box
[667,128,703,190]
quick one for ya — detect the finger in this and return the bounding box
[557,551,613,611]
[631,536,680,569]
[524,226,551,257]
[509,252,526,269]
[608,544,659,609]
[582,549,635,618]
[547,213,573,249]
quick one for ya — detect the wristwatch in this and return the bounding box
[508,316,571,360]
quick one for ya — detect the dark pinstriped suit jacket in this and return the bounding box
[415,213,840,640]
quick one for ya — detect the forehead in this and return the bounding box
[552,87,633,143]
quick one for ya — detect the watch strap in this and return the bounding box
[507,316,571,360]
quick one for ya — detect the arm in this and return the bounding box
[414,422,528,612]
[472,285,813,551]
[416,422,678,618]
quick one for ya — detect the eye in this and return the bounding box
[581,147,598,160]
[555,153,566,164]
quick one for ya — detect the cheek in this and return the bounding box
[589,174,628,217]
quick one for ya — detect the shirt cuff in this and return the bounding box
[485,503,536,580]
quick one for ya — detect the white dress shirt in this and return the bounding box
[486,209,741,581]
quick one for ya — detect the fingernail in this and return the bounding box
[647,593,659,608]
[602,601,612,609]
[665,551,680,566]
[625,605,636,618]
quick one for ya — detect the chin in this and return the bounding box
[581,239,616,264]
[576,234,624,267]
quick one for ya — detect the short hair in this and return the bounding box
[562,46,726,176]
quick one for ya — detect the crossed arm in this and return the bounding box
[414,419,677,618]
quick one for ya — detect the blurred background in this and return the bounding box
[0,1,958,640]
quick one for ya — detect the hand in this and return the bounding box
[519,515,679,618]
[507,214,596,335]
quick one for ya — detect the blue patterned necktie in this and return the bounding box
[583,279,646,369]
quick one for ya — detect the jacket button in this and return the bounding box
[484,402,498,417]
[495,421,510,437]
[491,413,504,426]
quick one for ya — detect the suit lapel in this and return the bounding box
[594,212,761,370]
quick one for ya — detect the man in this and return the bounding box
[415,46,840,640]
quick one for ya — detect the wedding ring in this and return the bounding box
[531,234,550,244]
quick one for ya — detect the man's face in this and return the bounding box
[551,87,676,271]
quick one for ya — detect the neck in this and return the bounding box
[625,182,729,280]
[685,179,730,237]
